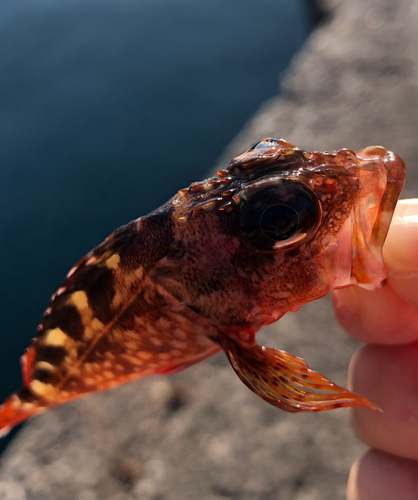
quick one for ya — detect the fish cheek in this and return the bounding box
[271,211,353,306]
[242,246,328,317]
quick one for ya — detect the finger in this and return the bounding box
[333,199,418,344]
[348,342,418,460]
[332,283,418,344]
[347,449,418,500]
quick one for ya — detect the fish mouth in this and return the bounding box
[346,146,406,288]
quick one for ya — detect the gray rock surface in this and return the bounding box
[216,0,418,198]
[0,0,417,498]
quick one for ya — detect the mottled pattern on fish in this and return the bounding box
[0,138,405,434]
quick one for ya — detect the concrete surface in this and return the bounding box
[0,0,416,498]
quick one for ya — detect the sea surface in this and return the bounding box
[0,0,317,447]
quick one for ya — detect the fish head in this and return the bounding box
[225,138,405,326]
[163,138,405,329]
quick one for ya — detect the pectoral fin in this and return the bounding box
[218,333,380,412]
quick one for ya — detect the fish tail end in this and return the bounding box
[0,393,42,437]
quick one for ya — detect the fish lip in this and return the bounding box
[347,146,406,288]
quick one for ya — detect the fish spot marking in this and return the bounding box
[112,330,123,342]
[43,328,68,346]
[36,361,55,372]
[83,363,93,374]
[171,340,187,349]
[91,318,104,331]
[123,272,137,287]
[84,326,94,340]
[105,254,120,269]
[29,380,54,398]
[121,354,143,366]
[21,402,35,412]
[137,351,153,360]
[112,292,123,309]
[86,255,99,266]
[67,291,89,310]
[135,267,144,280]
[124,329,139,340]
[125,341,138,351]
[157,352,172,360]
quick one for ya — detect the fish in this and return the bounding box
[0,138,406,435]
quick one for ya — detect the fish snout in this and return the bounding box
[348,146,406,288]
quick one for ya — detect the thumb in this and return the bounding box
[383,199,418,309]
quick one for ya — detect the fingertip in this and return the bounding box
[348,342,418,460]
[382,199,418,310]
[347,449,418,500]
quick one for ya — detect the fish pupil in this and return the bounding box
[261,205,299,241]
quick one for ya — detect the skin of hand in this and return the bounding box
[333,199,418,500]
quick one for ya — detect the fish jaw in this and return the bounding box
[333,146,406,290]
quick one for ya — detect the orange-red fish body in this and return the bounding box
[0,139,406,434]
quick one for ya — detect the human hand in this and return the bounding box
[333,199,418,500]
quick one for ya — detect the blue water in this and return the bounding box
[0,0,315,446]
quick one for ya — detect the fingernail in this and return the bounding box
[383,199,418,272]
[383,199,418,309]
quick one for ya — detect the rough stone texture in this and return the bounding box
[0,0,417,498]
[216,0,418,200]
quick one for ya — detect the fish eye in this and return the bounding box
[237,182,321,252]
